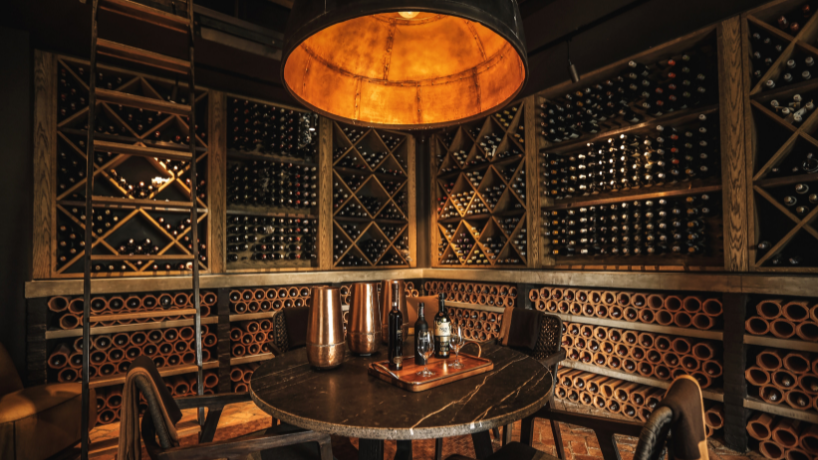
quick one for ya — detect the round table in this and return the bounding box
[250,342,552,460]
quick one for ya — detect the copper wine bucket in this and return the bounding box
[380,280,408,343]
[306,286,346,369]
[348,283,382,355]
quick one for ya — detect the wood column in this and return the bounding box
[32,50,56,280]
[318,116,333,270]
[717,16,750,272]
[208,91,226,274]
[722,293,750,451]
[524,96,542,268]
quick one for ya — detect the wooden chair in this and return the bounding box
[134,357,332,460]
[470,311,566,460]
[268,306,310,356]
[449,377,707,460]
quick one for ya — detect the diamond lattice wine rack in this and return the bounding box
[744,0,818,272]
[51,55,209,278]
[331,122,416,268]
[432,102,529,268]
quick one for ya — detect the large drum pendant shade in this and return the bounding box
[281,0,528,129]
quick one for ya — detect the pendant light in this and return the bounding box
[281,0,528,129]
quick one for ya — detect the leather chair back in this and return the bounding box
[0,343,23,397]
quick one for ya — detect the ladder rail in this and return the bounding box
[82,2,101,459]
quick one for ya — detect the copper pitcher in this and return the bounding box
[380,280,408,343]
[347,283,382,355]
[306,286,346,369]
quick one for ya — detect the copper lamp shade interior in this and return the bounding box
[282,1,527,129]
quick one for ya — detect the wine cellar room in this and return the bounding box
[4,0,818,460]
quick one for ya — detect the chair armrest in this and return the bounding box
[157,428,328,460]
[175,392,252,409]
[539,349,566,369]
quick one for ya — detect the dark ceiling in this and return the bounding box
[3,0,768,111]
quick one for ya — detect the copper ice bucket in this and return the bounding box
[347,283,382,355]
[380,280,408,343]
[306,286,346,369]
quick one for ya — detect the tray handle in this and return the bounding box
[464,340,482,358]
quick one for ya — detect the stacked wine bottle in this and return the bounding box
[541,112,720,200]
[538,47,717,145]
[227,160,317,209]
[227,215,318,264]
[543,192,720,258]
[227,97,318,160]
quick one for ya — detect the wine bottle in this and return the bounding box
[434,293,451,358]
[414,303,429,365]
[388,283,403,371]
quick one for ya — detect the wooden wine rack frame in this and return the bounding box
[742,0,818,273]
[32,52,415,279]
[34,52,212,279]
[430,101,535,268]
[331,121,417,269]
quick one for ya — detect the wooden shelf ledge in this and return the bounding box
[555,313,723,341]
[100,0,190,34]
[744,396,818,423]
[45,316,219,339]
[743,334,818,353]
[560,361,724,402]
[230,353,275,366]
[96,38,190,75]
[95,88,191,116]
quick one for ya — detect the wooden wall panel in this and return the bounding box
[318,116,333,270]
[208,91,226,274]
[32,50,56,280]
[717,17,750,272]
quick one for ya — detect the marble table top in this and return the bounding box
[250,342,553,440]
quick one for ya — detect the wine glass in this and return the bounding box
[416,331,435,377]
[450,325,464,369]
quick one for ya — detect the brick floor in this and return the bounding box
[88,401,761,460]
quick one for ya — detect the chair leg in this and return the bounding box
[471,431,494,460]
[318,435,334,460]
[595,431,622,460]
[520,415,535,446]
[199,407,223,443]
[502,424,512,446]
[395,440,413,460]
[435,438,443,460]
[550,418,565,460]
[359,439,385,460]
[491,427,501,440]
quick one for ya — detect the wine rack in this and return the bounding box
[555,369,726,438]
[43,54,211,278]
[332,122,416,268]
[224,95,321,272]
[747,412,818,460]
[423,281,519,308]
[744,0,818,272]
[432,102,530,267]
[535,29,729,271]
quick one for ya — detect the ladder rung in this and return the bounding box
[90,254,196,261]
[95,88,192,116]
[94,140,192,161]
[100,0,190,33]
[97,38,190,75]
[91,196,194,209]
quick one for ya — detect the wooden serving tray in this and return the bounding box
[368,354,494,392]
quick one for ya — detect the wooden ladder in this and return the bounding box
[81,1,202,458]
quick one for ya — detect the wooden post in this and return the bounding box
[524,96,542,269]
[318,116,333,271]
[208,91,226,274]
[32,50,56,280]
[722,293,749,452]
[407,135,418,268]
[717,17,750,272]
[216,287,232,394]
[26,297,48,386]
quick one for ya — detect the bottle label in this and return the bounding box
[435,322,451,337]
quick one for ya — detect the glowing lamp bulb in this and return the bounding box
[398,11,419,19]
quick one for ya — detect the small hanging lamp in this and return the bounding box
[281,0,528,129]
